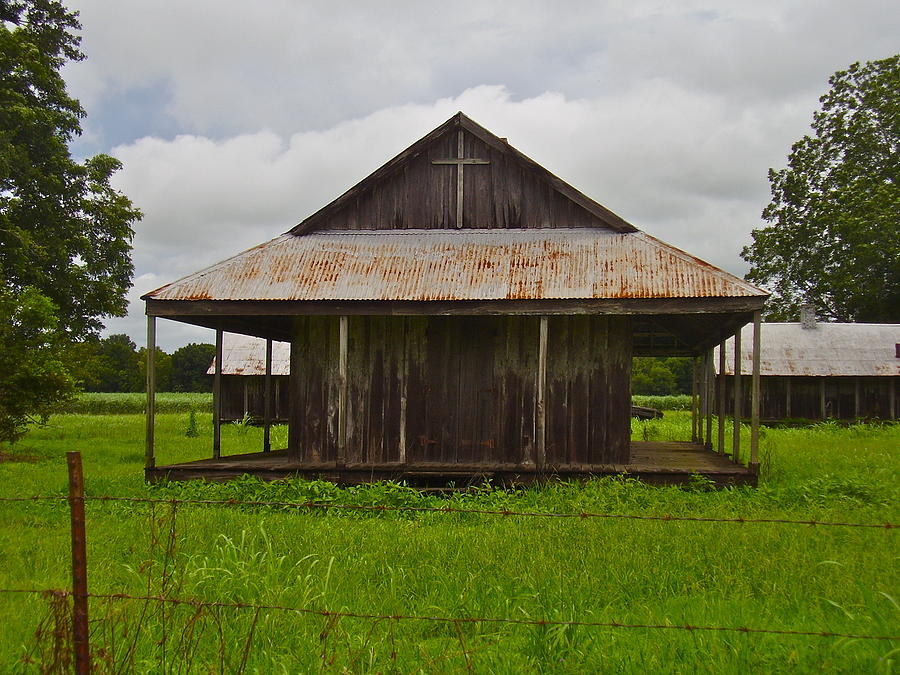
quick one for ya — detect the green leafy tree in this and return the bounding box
[92,333,142,392]
[138,346,172,392]
[0,1,140,436]
[742,55,899,322]
[1,0,141,337]
[170,343,215,392]
[631,357,693,395]
[0,287,75,442]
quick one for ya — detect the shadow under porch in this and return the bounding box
[145,441,756,488]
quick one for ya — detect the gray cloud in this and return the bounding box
[61,0,899,349]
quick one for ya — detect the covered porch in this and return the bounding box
[143,306,765,488]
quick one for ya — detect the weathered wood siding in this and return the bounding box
[315,130,605,231]
[288,315,632,465]
[546,315,632,465]
[718,375,899,420]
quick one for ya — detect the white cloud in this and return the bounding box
[80,0,899,348]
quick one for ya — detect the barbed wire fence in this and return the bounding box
[0,452,896,673]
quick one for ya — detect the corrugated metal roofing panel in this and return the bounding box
[714,323,900,377]
[207,334,290,376]
[146,229,766,302]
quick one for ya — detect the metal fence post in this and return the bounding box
[67,451,91,674]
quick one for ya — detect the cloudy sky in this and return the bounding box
[61,0,899,351]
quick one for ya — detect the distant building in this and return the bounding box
[715,321,899,420]
[207,335,290,423]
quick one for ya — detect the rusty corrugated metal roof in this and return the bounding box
[207,334,290,376]
[145,229,766,302]
[715,323,900,377]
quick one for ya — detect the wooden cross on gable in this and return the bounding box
[432,130,490,228]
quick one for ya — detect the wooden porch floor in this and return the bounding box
[146,442,756,487]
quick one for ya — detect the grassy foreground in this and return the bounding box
[0,412,897,673]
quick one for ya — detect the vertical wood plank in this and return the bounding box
[890,377,896,420]
[854,378,861,419]
[732,328,742,464]
[819,378,826,419]
[213,328,223,459]
[338,315,348,466]
[399,318,408,464]
[536,315,548,468]
[750,311,761,470]
[786,377,792,418]
[145,316,156,470]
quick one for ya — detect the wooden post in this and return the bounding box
[242,380,249,418]
[854,377,861,420]
[145,316,156,471]
[536,316,548,469]
[750,311,761,472]
[819,378,826,419]
[717,340,726,454]
[705,349,713,450]
[67,452,90,675]
[691,357,698,443]
[698,355,706,446]
[732,328,742,464]
[213,329,223,459]
[337,316,348,466]
[264,338,272,452]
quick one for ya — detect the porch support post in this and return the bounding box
[750,311,761,472]
[263,338,272,452]
[705,349,713,450]
[536,316,548,469]
[854,377,860,419]
[732,328,742,464]
[337,316,348,466]
[213,328,222,459]
[145,316,156,471]
[717,340,726,454]
[691,357,698,443]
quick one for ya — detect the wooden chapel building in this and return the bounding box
[144,113,768,485]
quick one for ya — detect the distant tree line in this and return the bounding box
[631,357,693,396]
[67,335,215,393]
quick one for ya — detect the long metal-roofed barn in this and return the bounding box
[715,318,899,421]
[143,112,769,485]
[206,335,290,423]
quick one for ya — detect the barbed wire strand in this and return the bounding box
[0,494,893,530]
[0,588,896,642]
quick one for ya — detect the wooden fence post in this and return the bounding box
[67,451,90,674]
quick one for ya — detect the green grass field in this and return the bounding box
[0,406,897,673]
